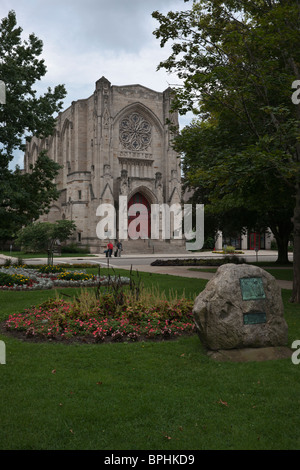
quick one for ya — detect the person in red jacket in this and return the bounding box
[106,241,113,257]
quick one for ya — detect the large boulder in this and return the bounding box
[193,263,288,351]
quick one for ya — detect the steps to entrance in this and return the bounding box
[121,239,188,255]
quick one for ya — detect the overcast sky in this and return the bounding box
[1,0,192,167]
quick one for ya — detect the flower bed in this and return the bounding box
[5,290,196,342]
[38,265,66,274]
[0,271,31,287]
[0,266,129,290]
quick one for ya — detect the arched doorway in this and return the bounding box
[128,192,151,239]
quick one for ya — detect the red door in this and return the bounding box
[249,232,260,250]
[128,192,151,239]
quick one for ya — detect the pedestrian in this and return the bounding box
[115,240,123,257]
[107,241,113,257]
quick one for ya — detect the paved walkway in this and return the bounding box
[0,250,293,290]
[97,249,293,290]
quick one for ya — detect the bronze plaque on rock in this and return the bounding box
[243,312,267,325]
[240,277,266,301]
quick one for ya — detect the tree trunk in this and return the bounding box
[275,235,290,265]
[291,182,300,303]
[269,220,292,265]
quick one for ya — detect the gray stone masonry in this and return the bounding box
[24,77,184,253]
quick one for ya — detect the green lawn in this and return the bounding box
[0,269,300,450]
[189,267,294,282]
[0,251,95,259]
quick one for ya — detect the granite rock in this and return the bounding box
[193,263,288,350]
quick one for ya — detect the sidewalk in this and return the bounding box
[90,249,293,260]
[0,249,293,260]
[92,250,293,290]
[0,250,293,290]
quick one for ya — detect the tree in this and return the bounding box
[0,151,61,242]
[16,220,76,264]
[152,0,300,302]
[179,121,263,249]
[176,117,295,263]
[0,11,66,240]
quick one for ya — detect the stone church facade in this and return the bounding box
[24,77,184,254]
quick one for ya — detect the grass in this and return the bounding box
[189,267,294,282]
[0,268,300,450]
[0,250,95,259]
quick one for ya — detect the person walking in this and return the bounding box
[116,240,123,257]
[106,241,113,257]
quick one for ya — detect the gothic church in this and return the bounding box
[24,77,184,253]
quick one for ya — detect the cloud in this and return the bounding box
[2,0,183,54]
[1,0,188,91]
[41,39,181,104]
[1,0,192,169]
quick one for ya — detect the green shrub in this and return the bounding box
[224,245,236,253]
[38,265,66,274]
[203,236,215,250]
[271,240,278,250]
[0,271,29,286]
[61,243,90,254]
[151,256,246,266]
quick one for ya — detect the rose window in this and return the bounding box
[120,112,152,151]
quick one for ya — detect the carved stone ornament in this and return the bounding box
[120,112,152,151]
